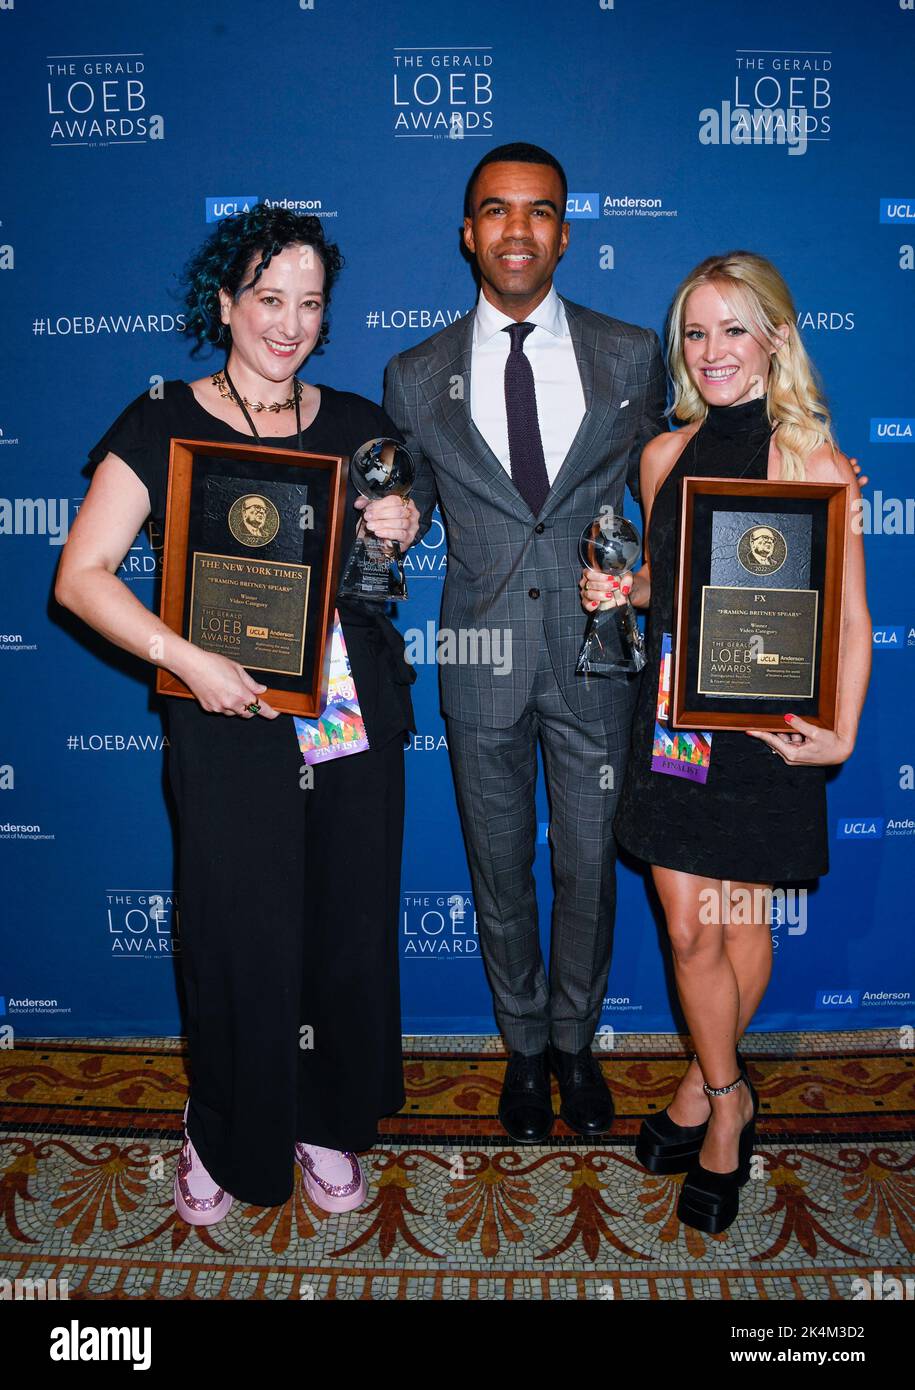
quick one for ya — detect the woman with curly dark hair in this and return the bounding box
[55,204,420,1224]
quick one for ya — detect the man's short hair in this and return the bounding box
[464,142,568,219]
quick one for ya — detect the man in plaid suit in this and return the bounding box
[384,143,667,1142]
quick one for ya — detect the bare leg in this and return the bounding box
[666,876,772,1126]
[653,868,771,1171]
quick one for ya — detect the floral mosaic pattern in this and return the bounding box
[1,1035,912,1300]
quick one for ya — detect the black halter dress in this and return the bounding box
[613,395,829,883]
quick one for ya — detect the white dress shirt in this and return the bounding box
[470,284,586,486]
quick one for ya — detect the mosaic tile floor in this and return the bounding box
[1,1032,913,1300]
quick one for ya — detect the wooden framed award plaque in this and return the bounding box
[671,477,849,731]
[155,437,348,717]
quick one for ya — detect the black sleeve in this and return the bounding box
[83,388,171,520]
[357,394,406,450]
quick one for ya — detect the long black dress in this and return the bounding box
[613,395,829,883]
[87,380,415,1206]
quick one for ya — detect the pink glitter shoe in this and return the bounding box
[174,1101,234,1226]
[294,1142,366,1213]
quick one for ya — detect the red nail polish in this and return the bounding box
[784,714,794,723]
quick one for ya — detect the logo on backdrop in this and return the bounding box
[405,733,449,752]
[880,199,915,223]
[363,307,469,331]
[796,310,855,331]
[393,46,493,139]
[0,995,71,1018]
[872,626,914,648]
[817,989,912,1009]
[205,196,337,222]
[600,994,644,1017]
[207,196,258,221]
[67,731,168,752]
[46,52,164,146]
[566,193,600,220]
[699,47,832,154]
[870,418,915,442]
[836,818,884,839]
[0,632,37,653]
[32,313,185,338]
[0,820,54,841]
[816,989,861,1009]
[401,892,479,957]
[106,891,179,957]
[602,194,678,219]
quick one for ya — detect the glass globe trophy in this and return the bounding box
[575,511,647,676]
[338,437,416,601]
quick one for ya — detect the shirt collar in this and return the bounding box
[473,284,566,345]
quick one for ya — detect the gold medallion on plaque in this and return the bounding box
[736,524,787,577]
[228,493,280,548]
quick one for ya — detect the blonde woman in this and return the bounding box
[584,251,871,1233]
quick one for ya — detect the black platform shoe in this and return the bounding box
[676,1071,759,1234]
[636,1107,710,1175]
[498,1049,554,1143]
[635,1049,756,1175]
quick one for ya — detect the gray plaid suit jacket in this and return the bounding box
[383,294,668,728]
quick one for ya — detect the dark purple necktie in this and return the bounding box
[503,321,549,516]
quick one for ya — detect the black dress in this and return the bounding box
[86,380,415,1207]
[613,395,828,883]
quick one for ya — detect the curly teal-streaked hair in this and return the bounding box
[179,202,344,356]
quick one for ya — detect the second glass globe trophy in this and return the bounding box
[338,437,416,601]
[575,509,647,676]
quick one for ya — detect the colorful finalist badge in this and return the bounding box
[651,633,713,783]
[293,610,370,765]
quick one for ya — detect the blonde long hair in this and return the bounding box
[667,251,833,480]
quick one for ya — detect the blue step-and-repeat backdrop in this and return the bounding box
[1,0,913,1037]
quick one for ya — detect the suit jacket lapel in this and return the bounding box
[537,296,622,521]
[422,309,532,517]
[422,295,626,521]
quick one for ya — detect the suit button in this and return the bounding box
[534,522,545,534]
[528,587,540,599]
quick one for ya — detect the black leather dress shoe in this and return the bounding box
[498,1049,553,1143]
[549,1043,615,1136]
